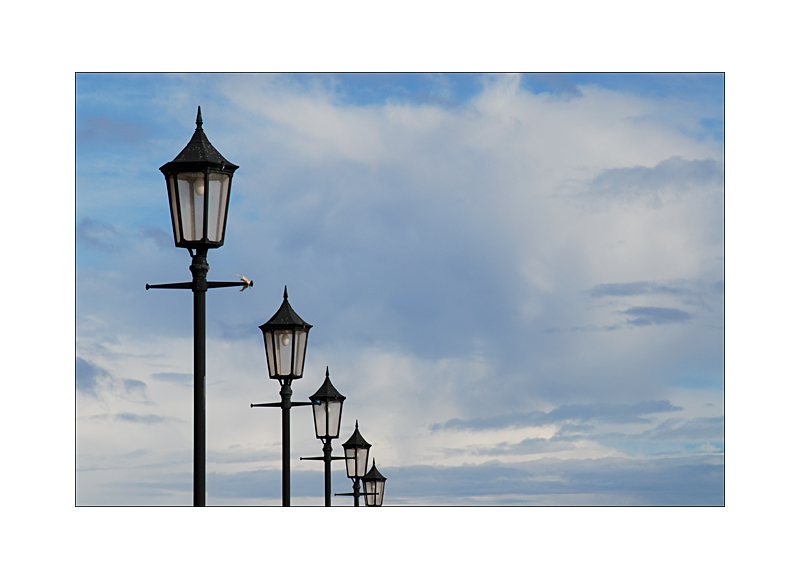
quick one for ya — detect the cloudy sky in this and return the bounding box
[76,72,723,506]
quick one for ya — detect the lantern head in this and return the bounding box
[362,459,387,506]
[309,367,346,439]
[259,286,312,381]
[342,420,371,479]
[159,107,238,250]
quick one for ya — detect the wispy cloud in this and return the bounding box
[549,400,683,423]
[620,306,691,326]
[575,156,723,207]
[136,224,173,251]
[151,372,192,385]
[431,400,682,431]
[76,218,123,252]
[123,379,147,394]
[473,437,578,456]
[76,357,109,397]
[637,416,723,441]
[114,413,169,424]
[588,280,695,298]
[75,356,151,402]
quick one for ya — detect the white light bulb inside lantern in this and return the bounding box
[281,333,291,346]
[194,176,205,196]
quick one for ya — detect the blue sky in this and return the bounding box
[76,73,724,507]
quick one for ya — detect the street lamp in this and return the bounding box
[160,107,237,250]
[146,107,251,506]
[251,286,312,506]
[300,367,346,506]
[337,421,371,506]
[362,459,387,507]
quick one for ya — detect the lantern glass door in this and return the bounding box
[167,176,181,245]
[345,446,369,478]
[275,330,293,376]
[206,172,230,243]
[263,328,309,380]
[327,399,342,438]
[263,330,277,377]
[176,172,206,242]
[313,399,343,439]
[293,329,308,376]
[262,329,292,378]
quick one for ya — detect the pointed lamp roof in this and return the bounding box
[342,420,371,450]
[363,459,386,483]
[310,367,346,402]
[259,286,313,331]
[160,106,239,173]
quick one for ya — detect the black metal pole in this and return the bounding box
[323,439,332,507]
[353,477,361,507]
[252,394,312,506]
[148,248,251,507]
[280,379,293,507]
[190,250,209,507]
[300,446,344,506]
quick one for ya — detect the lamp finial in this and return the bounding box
[196,106,203,129]
[283,285,288,300]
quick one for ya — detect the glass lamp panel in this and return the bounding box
[356,447,370,478]
[312,401,327,439]
[363,480,374,505]
[345,447,357,479]
[275,330,294,376]
[176,172,206,241]
[167,176,181,245]
[293,330,308,377]
[374,480,385,506]
[328,400,343,438]
[364,480,383,506]
[263,330,276,377]
[206,173,229,243]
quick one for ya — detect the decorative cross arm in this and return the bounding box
[251,401,313,408]
[146,279,253,291]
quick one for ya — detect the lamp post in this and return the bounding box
[251,286,312,506]
[146,107,251,506]
[336,421,371,506]
[361,459,387,507]
[300,367,346,506]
